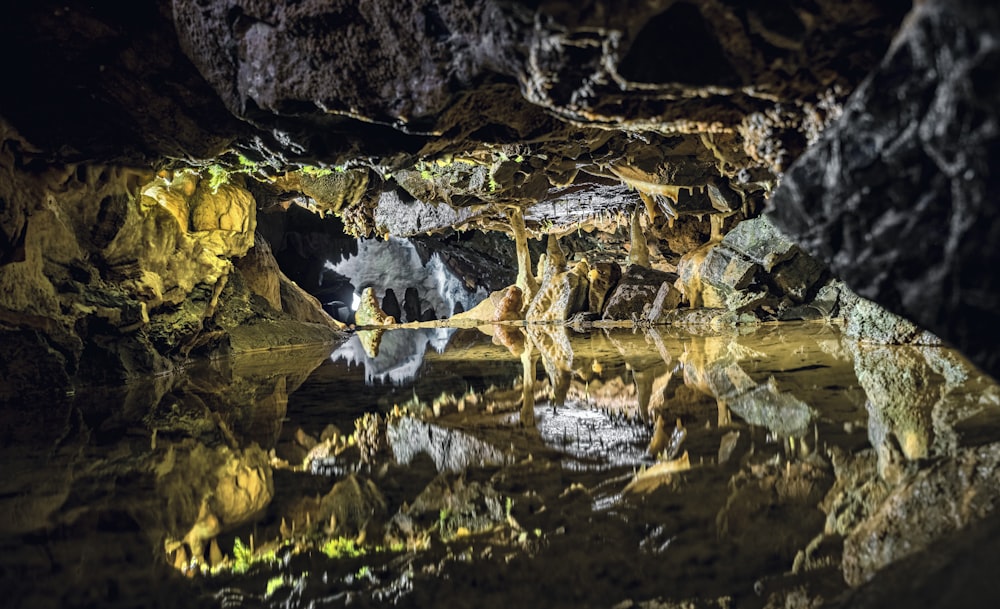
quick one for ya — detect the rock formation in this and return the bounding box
[769,0,1000,378]
[0,1,994,433]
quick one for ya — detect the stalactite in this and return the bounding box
[638,191,659,223]
[632,368,654,425]
[710,214,725,242]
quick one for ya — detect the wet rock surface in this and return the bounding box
[1,2,999,608]
[3,324,999,609]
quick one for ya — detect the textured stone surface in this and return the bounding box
[602,265,679,321]
[676,216,828,319]
[842,442,1000,587]
[769,0,1000,378]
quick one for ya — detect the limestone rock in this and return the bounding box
[493,285,523,321]
[602,266,679,321]
[354,286,396,327]
[235,235,282,311]
[587,261,622,314]
[842,442,1000,587]
[278,272,346,331]
[526,261,589,322]
[675,216,828,319]
[841,290,940,346]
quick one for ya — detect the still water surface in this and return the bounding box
[2,322,998,608]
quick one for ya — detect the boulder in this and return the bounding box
[603,265,680,321]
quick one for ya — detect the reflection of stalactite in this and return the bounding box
[632,368,655,425]
[520,341,537,426]
[526,324,573,407]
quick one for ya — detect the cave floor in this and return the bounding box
[2,321,999,609]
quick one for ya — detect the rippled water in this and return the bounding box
[2,321,999,608]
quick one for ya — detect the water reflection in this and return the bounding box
[2,324,1000,608]
[332,327,456,384]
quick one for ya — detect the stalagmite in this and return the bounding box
[546,233,567,273]
[508,207,538,304]
[629,205,651,269]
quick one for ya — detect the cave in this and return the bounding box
[2,1,1000,608]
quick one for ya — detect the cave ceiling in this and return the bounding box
[0,0,909,237]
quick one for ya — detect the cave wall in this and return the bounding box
[6,0,1000,385]
[0,127,340,399]
[769,0,1000,379]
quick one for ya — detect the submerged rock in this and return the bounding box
[387,474,506,543]
[318,474,387,540]
[727,378,816,438]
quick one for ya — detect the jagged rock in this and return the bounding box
[842,291,940,346]
[271,169,370,215]
[386,416,510,473]
[387,474,506,543]
[354,286,396,327]
[645,281,685,323]
[371,186,485,238]
[526,260,589,322]
[602,266,679,321]
[675,217,828,319]
[768,0,1000,379]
